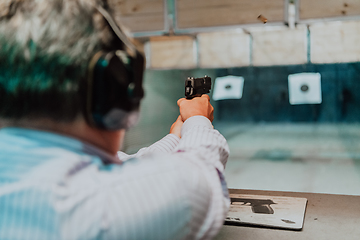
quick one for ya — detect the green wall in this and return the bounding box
[123,62,360,153]
[123,68,216,153]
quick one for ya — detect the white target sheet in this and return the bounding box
[226,193,307,230]
[288,72,322,105]
[212,75,244,101]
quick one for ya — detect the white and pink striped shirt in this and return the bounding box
[0,116,230,240]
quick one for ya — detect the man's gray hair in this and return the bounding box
[0,0,113,69]
[0,0,119,122]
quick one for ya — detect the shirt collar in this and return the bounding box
[0,127,122,164]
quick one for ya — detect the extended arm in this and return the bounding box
[117,116,184,161]
[101,95,230,239]
[117,134,180,161]
[172,116,230,239]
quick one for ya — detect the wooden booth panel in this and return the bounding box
[177,0,285,29]
[149,36,197,69]
[198,31,250,68]
[252,27,307,66]
[109,0,165,32]
[310,21,360,63]
[299,0,360,20]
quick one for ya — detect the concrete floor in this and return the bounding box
[215,123,360,196]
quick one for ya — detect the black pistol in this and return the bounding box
[185,76,211,99]
[231,198,277,214]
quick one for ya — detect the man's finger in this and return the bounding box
[177,98,186,106]
[210,114,214,122]
[201,94,211,101]
[176,115,182,122]
[209,106,214,122]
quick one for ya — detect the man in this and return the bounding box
[0,0,230,239]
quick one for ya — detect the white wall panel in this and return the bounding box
[310,21,360,63]
[252,27,307,66]
[198,31,250,68]
[149,36,196,69]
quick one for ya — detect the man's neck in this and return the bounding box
[0,117,124,156]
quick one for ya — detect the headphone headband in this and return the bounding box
[84,5,145,130]
[94,5,136,56]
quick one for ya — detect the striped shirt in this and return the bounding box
[0,116,230,240]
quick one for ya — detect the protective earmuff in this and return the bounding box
[84,5,145,130]
[86,49,144,130]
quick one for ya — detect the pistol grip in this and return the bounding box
[186,93,202,100]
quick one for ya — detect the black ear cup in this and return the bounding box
[84,5,145,130]
[85,50,145,130]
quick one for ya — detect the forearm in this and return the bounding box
[176,116,229,171]
[174,116,230,239]
[117,134,180,161]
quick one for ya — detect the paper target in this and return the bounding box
[212,76,244,101]
[288,73,322,105]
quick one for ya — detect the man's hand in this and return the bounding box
[177,95,214,122]
[170,115,184,138]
